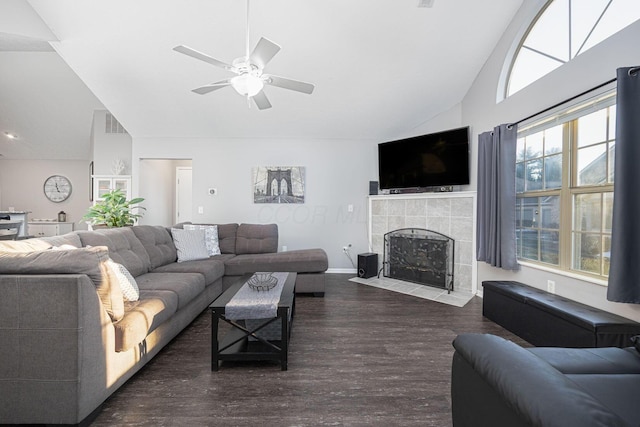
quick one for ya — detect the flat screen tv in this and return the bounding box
[378,126,470,191]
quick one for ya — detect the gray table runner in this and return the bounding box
[225,272,288,320]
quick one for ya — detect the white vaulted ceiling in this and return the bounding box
[0,0,523,159]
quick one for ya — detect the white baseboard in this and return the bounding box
[327,268,357,274]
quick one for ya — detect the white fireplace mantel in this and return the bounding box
[367,191,477,294]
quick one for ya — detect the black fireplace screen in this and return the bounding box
[383,228,454,293]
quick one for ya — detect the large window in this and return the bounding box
[507,0,640,97]
[516,97,615,280]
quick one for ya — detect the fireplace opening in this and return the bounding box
[382,228,454,293]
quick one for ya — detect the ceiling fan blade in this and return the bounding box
[173,45,234,71]
[191,80,231,95]
[250,37,281,69]
[252,90,272,110]
[264,75,315,94]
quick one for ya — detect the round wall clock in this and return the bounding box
[43,175,72,203]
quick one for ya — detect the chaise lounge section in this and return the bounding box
[173,222,328,296]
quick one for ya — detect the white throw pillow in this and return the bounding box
[105,259,139,302]
[171,228,210,262]
[183,224,221,256]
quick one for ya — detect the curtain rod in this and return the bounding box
[508,66,640,129]
[507,78,616,129]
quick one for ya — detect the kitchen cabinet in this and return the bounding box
[28,222,74,237]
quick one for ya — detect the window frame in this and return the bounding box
[500,0,640,100]
[515,91,616,282]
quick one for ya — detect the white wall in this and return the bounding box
[0,159,91,231]
[455,2,640,321]
[92,110,132,175]
[133,137,377,270]
[400,103,463,139]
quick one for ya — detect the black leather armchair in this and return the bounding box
[451,334,639,426]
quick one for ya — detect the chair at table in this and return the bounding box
[0,220,21,240]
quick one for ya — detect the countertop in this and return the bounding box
[29,221,74,224]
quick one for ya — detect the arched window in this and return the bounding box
[506,0,640,97]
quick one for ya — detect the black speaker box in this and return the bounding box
[358,253,378,279]
[369,181,379,195]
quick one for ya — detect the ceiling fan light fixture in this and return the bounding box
[230,74,264,97]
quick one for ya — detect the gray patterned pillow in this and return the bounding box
[183,224,221,256]
[105,259,139,302]
[171,228,209,262]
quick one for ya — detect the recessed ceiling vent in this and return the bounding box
[105,112,128,134]
[418,0,435,7]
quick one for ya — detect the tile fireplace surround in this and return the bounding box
[368,192,477,294]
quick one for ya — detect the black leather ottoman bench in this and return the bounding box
[482,280,640,348]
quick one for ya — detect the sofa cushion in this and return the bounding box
[223,248,328,276]
[131,225,177,269]
[114,290,179,352]
[152,258,225,286]
[39,233,82,248]
[212,223,238,254]
[566,374,640,427]
[170,228,209,262]
[0,238,54,252]
[0,245,125,321]
[528,346,640,374]
[135,272,205,310]
[0,235,81,252]
[235,223,278,254]
[77,228,151,277]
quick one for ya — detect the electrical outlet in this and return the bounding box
[547,280,556,294]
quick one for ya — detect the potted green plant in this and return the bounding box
[83,189,145,228]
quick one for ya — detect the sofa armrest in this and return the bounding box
[452,334,629,427]
[0,274,109,424]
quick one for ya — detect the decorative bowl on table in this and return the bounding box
[247,272,278,291]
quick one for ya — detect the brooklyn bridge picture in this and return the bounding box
[252,166,305,204]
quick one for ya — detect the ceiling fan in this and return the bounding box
[173,0,314,110]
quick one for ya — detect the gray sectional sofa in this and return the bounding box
[0,223,327,425]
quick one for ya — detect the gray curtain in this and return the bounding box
[608,66,640,303]
[476,124,519,270]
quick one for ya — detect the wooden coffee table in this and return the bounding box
[209,272,296,371]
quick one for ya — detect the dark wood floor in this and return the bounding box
[92,274,525,426]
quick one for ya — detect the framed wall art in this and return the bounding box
[252,166,305,204]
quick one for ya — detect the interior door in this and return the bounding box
[176,167,193,224]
